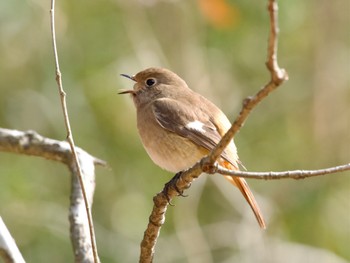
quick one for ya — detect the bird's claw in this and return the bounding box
[162,171,189,205]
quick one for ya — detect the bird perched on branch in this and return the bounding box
[120,67,266,229]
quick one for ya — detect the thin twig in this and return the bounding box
[216,163,350,180]
[49,2,100,263]
[207,0,288,165]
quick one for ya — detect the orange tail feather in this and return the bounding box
[222,164,266,229]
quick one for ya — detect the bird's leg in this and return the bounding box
[162,171,189,205]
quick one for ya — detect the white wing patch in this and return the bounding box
[185,120,206,133]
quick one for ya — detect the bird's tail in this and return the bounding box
[222,162,266,229]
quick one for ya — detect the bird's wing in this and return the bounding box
[152,98,237,167]
[153,99,264,227]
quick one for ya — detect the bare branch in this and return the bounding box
[0,128,106,263]
[68,151,98,263]
[49,1,100,262]
[0,217,26,263]
[207,0,288,166]
[0,128,105,166]
[216,163,350,180]
[140,164,202,262]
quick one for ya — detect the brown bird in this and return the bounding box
[120,67,266,229]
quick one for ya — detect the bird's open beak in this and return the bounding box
[120,74,136,81]
[118,89,134,94]
[119,73,136,94]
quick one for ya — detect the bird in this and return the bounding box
[119,67,266,229]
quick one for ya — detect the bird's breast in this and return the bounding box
[136,106,207,173]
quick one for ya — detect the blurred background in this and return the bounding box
[0,0,349,262]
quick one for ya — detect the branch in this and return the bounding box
[0,128,106,262]
[140,164,202,262]
[68,150,99,263]
[0,128,105,166]
[140,0,288,262]
[207,0,288,165]
[216,163,350,180]
[0,217,25,263]
[49,1,100,262]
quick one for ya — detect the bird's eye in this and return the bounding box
[145,78,156,87]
